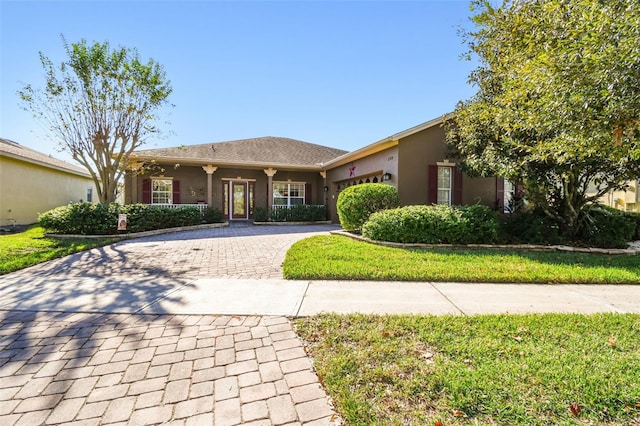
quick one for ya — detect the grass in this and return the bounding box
[283,235,640,283]
[0,226,117,274]
[295,313,640,425]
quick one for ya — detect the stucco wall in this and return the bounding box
[397,125,448,205]
[325,146,399,222]
[0,156,95,226]
[397,125,497,208]
[127,166,326,214]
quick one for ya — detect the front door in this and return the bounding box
[231,181,247,220]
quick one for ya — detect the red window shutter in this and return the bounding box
[305,184,312,205]
[427,165,437,204]
[496,178,505,211]
[142,179,151,204]
[453,168,463,205]
[172,180,181,204]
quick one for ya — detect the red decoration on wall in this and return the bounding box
[349,163,356,177]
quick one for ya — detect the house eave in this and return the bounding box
[127,155,325,172]
[321,115,448,170]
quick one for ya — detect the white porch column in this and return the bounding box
[202,165,218,207]
[264,167,277,210]
[129,161,144,203]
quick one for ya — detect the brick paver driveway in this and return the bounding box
[5,222,340,280]
[0,223,342,425]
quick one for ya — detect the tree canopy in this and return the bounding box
[446,0,640,237]
[19,37,172,204]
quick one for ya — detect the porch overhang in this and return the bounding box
[126,155,325,172]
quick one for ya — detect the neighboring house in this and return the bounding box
[0,138,97,226]
[591,180,640,212]
[124,117,503,222]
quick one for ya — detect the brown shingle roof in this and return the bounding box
[131,136,348,168]
[0,138,91,177]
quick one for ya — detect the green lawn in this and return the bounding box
[283,235,640,283]
[295,313,640,425]
[0,226,117,274]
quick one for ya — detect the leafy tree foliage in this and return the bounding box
[446,0,640,238]
[19,37,172,203]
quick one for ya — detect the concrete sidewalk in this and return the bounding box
[2,275,639,316]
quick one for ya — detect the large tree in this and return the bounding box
[446,0,640,238]
[19,37,172,203]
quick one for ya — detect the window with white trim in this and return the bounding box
[437,166,452,205]
[273,182,305,207]
[152,178,173,204]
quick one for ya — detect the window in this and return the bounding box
[504,180,515,213]
[273,182,305,207]
[152,179,173,204]
[437,167,452,205]
[86,188,92,203]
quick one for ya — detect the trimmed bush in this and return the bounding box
[577,206,637,248]
[500,205,639,248]
[270,205,326,222]
[622,210,640,240]
[337,183,400,232]
[38,202,119,235]
[499,208,563,245]
[362,204,499,244]
[39,203,205,235]
[255,205,327,222]
[202,207,224,224]
[254,207,269,222]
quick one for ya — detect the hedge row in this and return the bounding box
[362,204,500,244]
[337,183,640,248]
[254,205,327,222]
[500,206,640,248]
[39,203,223,235]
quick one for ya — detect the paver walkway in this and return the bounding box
[0,223,341,426]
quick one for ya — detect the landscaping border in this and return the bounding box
[253,221,332,226]
[45,222,229,240]
[331,230,640,256]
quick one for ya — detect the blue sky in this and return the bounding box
[1,0,478,165]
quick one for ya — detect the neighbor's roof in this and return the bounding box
[130,136,348,170]
[0,138,92,178]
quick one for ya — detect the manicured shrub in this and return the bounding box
[253,207,269,222]
[202,207,224,224]
[499,208,563,245]
[270,205,326,222]
[500,205,638,248]
[577,206,636,248]
[39,203,203,235]
[255,205,327,222]
[362,204,499,244]
[39,202,118,235]
[622,211,640,240]
[337,183,400,232]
